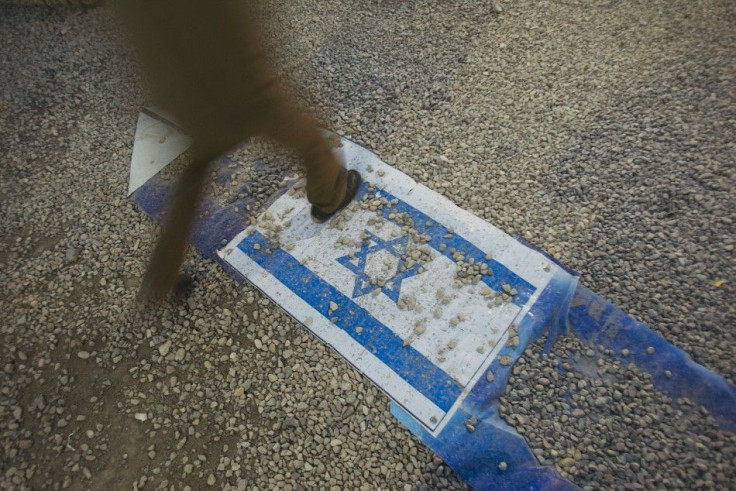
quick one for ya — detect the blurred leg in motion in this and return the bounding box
[137,146,213,302]
[119,0,357,301]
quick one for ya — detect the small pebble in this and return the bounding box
[498,355,513,366]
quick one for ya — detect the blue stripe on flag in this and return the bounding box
[356,186,536,306]
[237,231,463,413]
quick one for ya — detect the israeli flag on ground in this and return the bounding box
[221,139,568,435]
[131,112,735,489]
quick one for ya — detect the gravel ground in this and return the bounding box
[1,0,734,489]
[500,335,736,489]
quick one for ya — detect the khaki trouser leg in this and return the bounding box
[138,146,216,299]
[263,107,347,213]
[120,0,347,212]
[122,0,348,299]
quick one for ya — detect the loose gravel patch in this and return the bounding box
[501,334,736,489]
[1,0,734,489]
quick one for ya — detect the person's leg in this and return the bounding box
[263,105,348,214]
[138,148,214,302]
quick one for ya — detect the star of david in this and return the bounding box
[336,230,424,303]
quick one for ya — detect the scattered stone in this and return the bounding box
[501,334,736,489]
[158,340,172,357]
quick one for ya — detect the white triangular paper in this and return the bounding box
[127,110,192,195]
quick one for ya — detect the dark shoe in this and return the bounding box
[137,272,194,305]
[310,169,362,223]
[172,273,195,300]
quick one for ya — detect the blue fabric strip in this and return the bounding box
[567,287,736,432]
